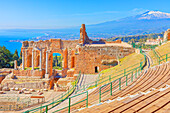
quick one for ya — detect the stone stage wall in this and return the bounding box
[14,24,135,78]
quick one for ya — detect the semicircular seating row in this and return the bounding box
[57,61,170,113]
[76,61,170,113]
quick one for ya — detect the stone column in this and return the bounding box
[45,50,49,79]
[45,51,48,74]
[39,50,42,70]
[64,48,68,69]
[32,50,34,70]
[25,50,27,67]
[22,50,25,70]
[14,60,17,69]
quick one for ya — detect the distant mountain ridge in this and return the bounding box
[86,10,170,36]
[137,10,170,20]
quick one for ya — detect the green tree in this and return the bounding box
[0,46,13,68]
[13,49,19,60]
[17,51,22,66]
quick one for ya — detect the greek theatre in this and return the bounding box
[13,24,135,88]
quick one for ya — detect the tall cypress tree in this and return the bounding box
[17,51,22,66]
[13,49,19,60]
[0,46,13,68]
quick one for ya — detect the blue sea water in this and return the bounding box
[0,30,44,54]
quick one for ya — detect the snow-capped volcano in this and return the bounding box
[86,10,170,35]
[138,10,170,20]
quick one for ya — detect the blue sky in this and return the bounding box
[0,0,170,29]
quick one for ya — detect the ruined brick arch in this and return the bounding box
[48,50,65,76]
[112,60,118,66]
[17,24,136,78]
[50,51,63,68]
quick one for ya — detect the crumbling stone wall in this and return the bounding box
[74,46,135,74]
[13,70,45,78]
[79,24,92,45]
[15,24,135,79]
[20,38,79,77]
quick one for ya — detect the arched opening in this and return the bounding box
[112,61,118,66]
[52,53,63,70]
[95,66,98,73]
[52,52,63,77]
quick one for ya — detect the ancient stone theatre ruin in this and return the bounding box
[13,24,135,89]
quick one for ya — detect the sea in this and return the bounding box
[0,29,106,56]
[0,30,44,55]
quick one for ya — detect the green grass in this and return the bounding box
[99,52,144,85]
[148,50,159,67]
[148,41,170,66]
[101,53,143,75]
[24,67,39,70]
[87,85,96,90]
[53,66,63,70]
[156,41,170,56]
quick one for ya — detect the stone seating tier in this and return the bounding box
[56,61,169,112]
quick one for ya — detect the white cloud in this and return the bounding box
[130,8,148,15]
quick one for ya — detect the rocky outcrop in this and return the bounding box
[164,29,170,41]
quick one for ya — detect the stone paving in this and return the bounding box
[48,74,99,112]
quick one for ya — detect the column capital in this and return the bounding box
[46,50,51,53]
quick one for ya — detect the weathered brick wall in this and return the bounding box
[19,24,135,77]
[21,38,135,75]
[67,70,75,77]
[21,39,79,72]
[13,69,45,78]
[75,46,135,74]
[61,40,79,49]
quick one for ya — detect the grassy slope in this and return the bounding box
[149,41,170,66]
[148,50,159,67]
[156,41,170,56]
[99,52,144,84]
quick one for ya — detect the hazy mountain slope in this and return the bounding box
[86,11,170,35]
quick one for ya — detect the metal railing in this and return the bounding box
[24,47,152,113]
[53,91,88,113]
[51,50,146,113]
[23,71,81,113]
[75,57,145,94]
[51,42,169,113]
[0,96,44,111]
[153,49,170,64]
[99,66,141,103]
